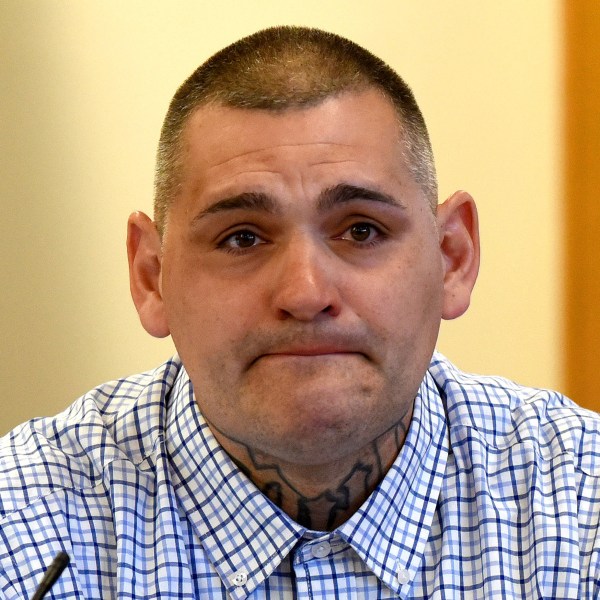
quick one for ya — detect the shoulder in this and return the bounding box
[0,357,184,518]
[429,352,600,477]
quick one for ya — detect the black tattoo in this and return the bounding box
[207,413,410,530]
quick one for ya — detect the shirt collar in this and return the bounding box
[165,362,448,598]
[337,368,449,594]
[164,366,304,599]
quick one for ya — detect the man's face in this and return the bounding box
[159,89,446,465]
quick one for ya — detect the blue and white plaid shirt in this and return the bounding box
[1,352,600,599]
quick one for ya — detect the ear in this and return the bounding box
[126,211,170,338]
[437,191,480,320]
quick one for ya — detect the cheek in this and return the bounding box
[162,267,258,357]
[366,251,443,310]
[357,256,444,346]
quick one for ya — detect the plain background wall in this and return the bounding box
[0,1,563,435]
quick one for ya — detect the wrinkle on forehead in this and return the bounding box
[207,169,280,187]
[178,90,421,216]
[308,159,363,167]
[206,141,356,170]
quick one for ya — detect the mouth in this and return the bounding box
[243,329,373,370]
[250,345,368,367]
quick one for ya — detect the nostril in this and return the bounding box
[323,304,341,317]
[277,301,340,321]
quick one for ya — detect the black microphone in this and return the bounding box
[31,552,70,600]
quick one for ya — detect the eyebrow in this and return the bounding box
[192,192,278,222]
[316,183,405,212]
[192,183,404,222]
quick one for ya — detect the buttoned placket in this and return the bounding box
[291,533,407,599]
[292,534,337,600]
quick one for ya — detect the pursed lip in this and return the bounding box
[243,330,373,369]
[251,344,368,366]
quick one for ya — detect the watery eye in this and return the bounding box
[230,230,257,248]
[349,223,374,242]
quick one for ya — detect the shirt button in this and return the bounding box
[396,567,410,585]
[231,570,248,587]
[311,540,331,558]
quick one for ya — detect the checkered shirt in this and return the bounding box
[1,352,600,599]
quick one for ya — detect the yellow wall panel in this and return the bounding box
[0,1,563,433]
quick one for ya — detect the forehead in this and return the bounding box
[176,89,417,206]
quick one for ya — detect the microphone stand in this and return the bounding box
[31,552,70,600]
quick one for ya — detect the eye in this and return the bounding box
[349,223,373,242]
[230,230,258,248]
[218,229,266,253]
[338,222,382,244]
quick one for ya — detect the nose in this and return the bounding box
[270,236,342,321]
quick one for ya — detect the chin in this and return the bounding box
[257,408,377,465]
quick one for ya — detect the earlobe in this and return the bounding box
[126,211,171,338]
[437,191,480,320]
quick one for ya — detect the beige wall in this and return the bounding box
[0,1,563,435]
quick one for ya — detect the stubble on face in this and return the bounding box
[160,90,445,530]
[191,318,428,531]
[192,315,426,456]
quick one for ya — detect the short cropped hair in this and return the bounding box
[154,26,437,235]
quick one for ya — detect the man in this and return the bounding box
[1,26,599,599]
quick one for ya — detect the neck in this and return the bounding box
[211,415,411,531]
